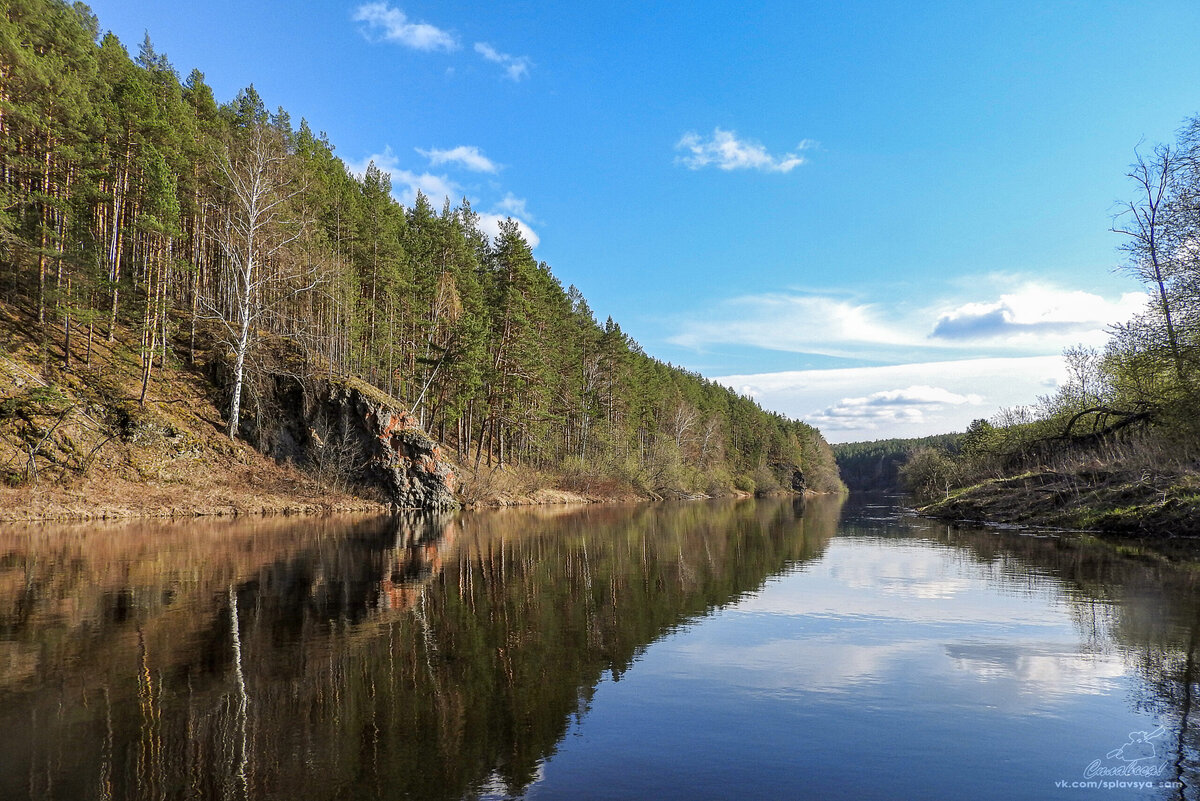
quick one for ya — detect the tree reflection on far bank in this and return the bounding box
[0,498,836,800]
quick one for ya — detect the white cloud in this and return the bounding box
[670,282,1150,363]
[416,145,499,173]
[717,356,1069,442]
[346,148,539,247]
[353,3,458,51]
[391,171,458,207]
[341,150,397,182]
[474,42,531,81]
[675,128,813,173]
[476,213,540,249]
[806,384,985,434]
[495,192,533,220]
[343,147,459,206]
[478,195,540,248]
[856,385,984,406]
[931,285,1148,347]
[669,293,910,360]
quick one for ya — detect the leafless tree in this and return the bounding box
[202,122,316,439]
[666,400,699,451]
[1113,144,1186,383]
[308,410,368,493]
[698,415,723,467]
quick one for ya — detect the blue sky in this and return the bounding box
[87,0,1200,441]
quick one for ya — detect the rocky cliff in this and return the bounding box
[328,381,459,511]
[250,376,459,511]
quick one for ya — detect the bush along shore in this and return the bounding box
[834,431,1200,540]
[918,464,1200,540]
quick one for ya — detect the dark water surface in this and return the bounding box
[2,496,1199,800]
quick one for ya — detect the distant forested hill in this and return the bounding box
[0,0,843,499]
[833,434,962,493]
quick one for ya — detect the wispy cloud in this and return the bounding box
[353,3,458,52]
[669,282,1150,363]
[716,357,1068,441]
[343,147,459,206]
[393,171,458,207]
[481,193,539,246]
[806,385,984,433]
[474,42,531,81]
[676,278,1150,439]
[494,192,534,221]
[847,385,984,407]
[345,147,540,248]
[416,145,499,173]
[675,128,814,173]
[668,293,917,360]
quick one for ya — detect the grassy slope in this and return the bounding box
[0,297,657,520]
[0,300,386,520]
[921,462,1200,538]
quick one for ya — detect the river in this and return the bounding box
[1,496,1197,800]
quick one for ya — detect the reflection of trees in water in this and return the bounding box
[0,497,838,800]
[911,520,1200,800]
[10,499,1200,799]
[1121,608,1200,800]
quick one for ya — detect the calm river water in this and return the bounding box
[2,496,1198,800]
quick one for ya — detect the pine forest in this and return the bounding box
[0,0,844,503]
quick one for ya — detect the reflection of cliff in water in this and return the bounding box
[0,497,837,801]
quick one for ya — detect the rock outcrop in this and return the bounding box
[789,468,807,493]
[355,394,458,511]
[763,461,806,495]
[251,376,459,511]
[320,380,458,510]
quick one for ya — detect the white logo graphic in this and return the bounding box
[1082,726,1169,780]
[1105,726,1166,763]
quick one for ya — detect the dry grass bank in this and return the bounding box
[921,458,1200,539]
[0,303,386,521]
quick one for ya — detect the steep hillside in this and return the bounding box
[0,300,385,519]
[0,0,844,518]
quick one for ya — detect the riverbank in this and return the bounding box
[0,480,651,522]
[0,465,747,522]
[0,475,658,522]
[919,464,1200,539]
[0,297,650,521]
[0,456,388,522]
[0,443,781,522]
[0,300,807,523]
[0,419,657,521]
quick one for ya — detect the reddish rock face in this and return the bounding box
[313,382,459,510]
[356,400,457,510]
[377,411,418,439]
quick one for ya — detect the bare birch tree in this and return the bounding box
[204,121,314,439]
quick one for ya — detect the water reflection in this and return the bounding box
[1,496,1199,799]
[915,516,1200,797]
[0,499,831,800]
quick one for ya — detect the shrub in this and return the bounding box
[900,447,962,503]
